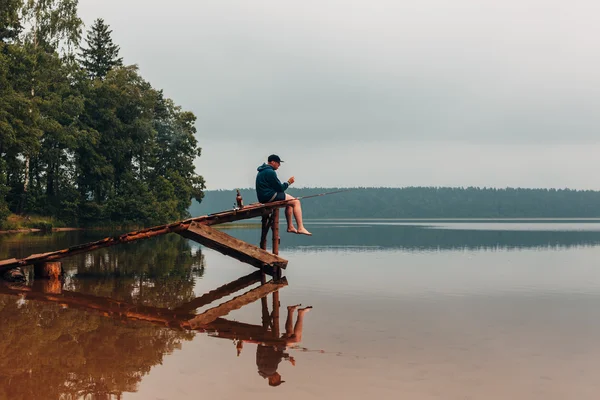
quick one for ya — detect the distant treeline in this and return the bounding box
[0,4,204,228]
[190,187,600,218]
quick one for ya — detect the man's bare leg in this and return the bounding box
[284,194,311,236]
[285,304,301,337]
[285,205,297,233]
[289,306,312,343]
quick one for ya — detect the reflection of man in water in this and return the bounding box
[257,304,311,387]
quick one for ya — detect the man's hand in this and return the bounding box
[287,176,295,185]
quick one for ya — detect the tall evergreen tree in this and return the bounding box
[79,18,122,79]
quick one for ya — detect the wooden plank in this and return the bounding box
[0,258,18,268]
[179,222,288,270]
[172,270,263,313]
[188,278,287,328]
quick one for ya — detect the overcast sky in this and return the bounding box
[77,0,600,190]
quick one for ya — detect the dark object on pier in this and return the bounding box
[2,267,26,283]
[236,189,244,209]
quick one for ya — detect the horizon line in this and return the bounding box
[204,186,600,192]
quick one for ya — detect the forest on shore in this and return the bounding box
[0,1,204,229]
[191,187,600,219]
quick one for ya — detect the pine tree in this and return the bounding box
[79,18,122,79]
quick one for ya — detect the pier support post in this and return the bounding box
[260,214,270,314]
[272,208,281,279]
[34,261,62,280]
[260,214,271,250]
[32,278,63,294]
[272,209,280,255]
[272,290,280,337]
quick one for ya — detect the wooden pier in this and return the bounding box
[0,197,314,364]
[0,199,292,276]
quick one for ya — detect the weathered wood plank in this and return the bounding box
[179,222,288,270]
[0,258,18,268]
[173,270,263,313]
[188,278,287,328]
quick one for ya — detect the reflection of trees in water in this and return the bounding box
[0,296,194,400]
[0,234,205,399]
[64,234,205,309]
[0,232,74,260]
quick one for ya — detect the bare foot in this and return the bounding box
[287,227,298,233]
[298,306,313,315]
[287,304,301,311]
[297,228,312,236]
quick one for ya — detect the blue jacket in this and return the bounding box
[255,163,289,203]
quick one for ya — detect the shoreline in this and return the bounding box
[0,227,83,235]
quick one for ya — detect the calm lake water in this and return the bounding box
[2,220,600,399]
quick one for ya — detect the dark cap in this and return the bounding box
[268,154,284,163]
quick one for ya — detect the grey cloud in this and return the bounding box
[77,0,600,188]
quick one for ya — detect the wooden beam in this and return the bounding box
[179,222,288,270]
[188,278,288,328]
[172,270,263,313]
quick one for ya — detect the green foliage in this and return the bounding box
[0,0,22,42]
[0,10,204,228]
[20,0,82,50]
[192,187,600,218]
[23,219,52,231]
[0,171,9,225]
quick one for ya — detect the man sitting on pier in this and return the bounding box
[256,154,311,236]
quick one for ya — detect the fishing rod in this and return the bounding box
[294,188,355,201]
[210,188,355,215]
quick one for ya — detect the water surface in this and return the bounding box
[1,220,600,399]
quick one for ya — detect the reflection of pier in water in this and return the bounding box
[0,270,298,346]
[0,267,310,397]
[0,223,311,398]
